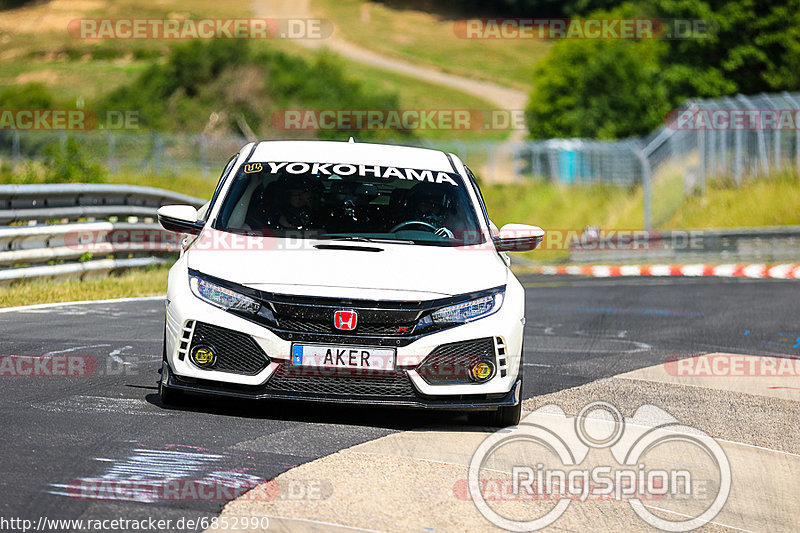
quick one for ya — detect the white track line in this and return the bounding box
[44,344,111,356]
[258,516,387,533]
[639,504,755,532]
[0,296,164,314]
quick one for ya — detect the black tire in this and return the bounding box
[467,401,521,427]
[158,379,183,406]
[159,324,184,406]
[467,374,523,427]
[493,400,522,427]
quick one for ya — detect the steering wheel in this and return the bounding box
[390,220,454,238]
[390,220,437,233]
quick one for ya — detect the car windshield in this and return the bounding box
[214,161,485,246]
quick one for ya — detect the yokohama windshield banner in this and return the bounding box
[248,161,460,186]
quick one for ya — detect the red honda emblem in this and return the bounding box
[333,310,358,330]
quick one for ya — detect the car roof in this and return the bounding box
[248,140,456,173]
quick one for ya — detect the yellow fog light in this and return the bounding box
[470,360,495,382]
[191,345,216,368]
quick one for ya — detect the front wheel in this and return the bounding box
[158,378,184,406]
[467,376,523,427]
[493,401,522,427]
[159,326,183,406]
[468,399,522,428]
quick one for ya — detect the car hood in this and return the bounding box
[186,230,507,300]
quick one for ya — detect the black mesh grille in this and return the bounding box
[264,363,418,398]
[189,322,270,375]
[276,319,330,334]
[418,337,496,385]
[270,300,422,340]
[276,318,413,336]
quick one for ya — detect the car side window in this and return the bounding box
[465,166,491,228]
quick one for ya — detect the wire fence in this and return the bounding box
[0,130,249,178]
[2,91,798,223]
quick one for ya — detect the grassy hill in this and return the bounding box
[310,0,549,91]
[0,0,505,143]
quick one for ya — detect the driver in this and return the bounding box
[268,177,321,230]
[403,183,456,238]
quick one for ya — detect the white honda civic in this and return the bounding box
[157,140,543,426]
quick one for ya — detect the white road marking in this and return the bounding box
[640,504,755,532]
[525,336,652,354]
[47,448,263,504]
[108,346,134,365]
[44,344,111,356]
[0,296,164,314]
[35,395,169,417]
[259,516,387,533]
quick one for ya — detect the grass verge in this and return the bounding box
[0,264,170,308]
[483,171,800,262]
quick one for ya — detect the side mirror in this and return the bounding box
[493,223,544,252]
[157,205,204,235]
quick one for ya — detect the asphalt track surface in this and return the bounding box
[0,275,798,532]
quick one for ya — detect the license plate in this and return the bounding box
[291,344,396,371]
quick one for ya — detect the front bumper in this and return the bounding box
[164,262,526,407]
[162,361,522,410]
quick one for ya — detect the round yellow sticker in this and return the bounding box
[471,361,494,381]
[192,346,215,366]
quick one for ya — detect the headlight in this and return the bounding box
[189,276,260,314]
[431,291,504,324]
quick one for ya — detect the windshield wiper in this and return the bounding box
[327,236,416,245]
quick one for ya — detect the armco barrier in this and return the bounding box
[3,184,798,283]
[567,227,800,264]
[0,184,206,283]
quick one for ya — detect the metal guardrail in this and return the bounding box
[0,183,205,224]
[0,184,206,284]
[3,184,797,282]
[567,227,800,264]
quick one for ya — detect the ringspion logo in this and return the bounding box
[468,401,730,531]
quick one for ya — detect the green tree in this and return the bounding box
[526,20,670,139]
[526,0,800,139]
[652,0,800,97]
